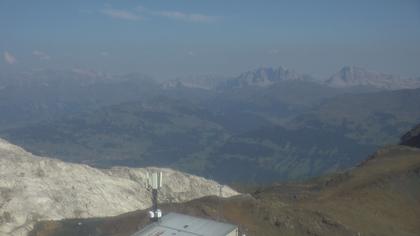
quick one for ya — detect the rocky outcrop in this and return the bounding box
[219,66,307,89]
[0,138,238,236]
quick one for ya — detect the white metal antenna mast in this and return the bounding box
[218,184,223,221]
[146,171,163,222]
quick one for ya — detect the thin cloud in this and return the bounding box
[3,51,17,65]
[189,13,218,23]
[101,8,141,21]
[157,11,218,23]
[99,5,217,23]
[100,51,109,57]
[33,50,51,60]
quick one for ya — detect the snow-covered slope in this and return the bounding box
[0,138,238,236]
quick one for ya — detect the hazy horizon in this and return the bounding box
[1,0,420,79]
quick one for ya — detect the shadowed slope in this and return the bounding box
[401,124,420,148]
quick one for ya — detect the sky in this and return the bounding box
[1,0,420,79]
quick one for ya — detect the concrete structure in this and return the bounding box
[132,212,238,236]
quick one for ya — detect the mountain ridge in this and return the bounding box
[161,65,420,91]
[325,66,420,90]
[1,67,420,184]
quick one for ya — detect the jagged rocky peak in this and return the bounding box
[326,66,420,90]
[0,138,238,236]
[240,66,300,83]
[337,66,366,81]
[221,66,305,89]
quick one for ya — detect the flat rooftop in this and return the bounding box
[132,212,237,236]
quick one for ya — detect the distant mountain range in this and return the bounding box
[164,66,420,91]
[1,66,420,183]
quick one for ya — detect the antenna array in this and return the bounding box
[146,171,163,222]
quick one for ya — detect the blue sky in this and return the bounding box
[1,0,420,79]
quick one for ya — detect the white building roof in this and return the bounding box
[132,212,237,236]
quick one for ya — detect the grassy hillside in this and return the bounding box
[197,125,374,182]
[291,88,420,145]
